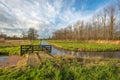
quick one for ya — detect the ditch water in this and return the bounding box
[0,56,8,62]
[0,41,120,62]
[41,41,120,59]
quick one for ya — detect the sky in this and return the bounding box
[0,0,117,38]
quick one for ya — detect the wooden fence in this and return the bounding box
[20,45,52,55]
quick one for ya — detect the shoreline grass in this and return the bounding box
[0,40,40,55]
[47,40,120,52]
[0,54,120,80]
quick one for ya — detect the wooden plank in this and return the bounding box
[20,45,52,55]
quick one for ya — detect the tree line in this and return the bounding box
[52,1,120,40]
[0,28,39,40]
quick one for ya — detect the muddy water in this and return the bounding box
[41,41,120,59]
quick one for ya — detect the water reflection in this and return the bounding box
[41,41,120,59]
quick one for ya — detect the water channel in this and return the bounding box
[41,41,120,59]
[0,56,8,62]
[0,41,120,62]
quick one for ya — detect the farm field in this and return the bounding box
[0,40,41,55]
[0,54,120,80]
[47,40,120,52]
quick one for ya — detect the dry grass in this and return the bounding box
[1,53,120,69]
[16,52,53,68]
[54,54,120,67]
[85,40,120,45]
[54,54,76,59]
[0,40,31,46]
[5,40,31,45]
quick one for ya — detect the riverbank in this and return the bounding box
[0,40,40,55]
[0,56,21,68]
[0,54,120,80]
[47,40,120,52]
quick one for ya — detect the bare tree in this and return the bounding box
[22,31,27,40]
[52,4,119,40]
[118,0,120,10]
[118,0,120,32]
[99,8,108,40]
[28,28,39,44]
[107,6,115,40]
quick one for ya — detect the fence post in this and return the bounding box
[20,45,22,56]
[32,45,33,53]
[20,45,52,55]
[50,45,52,53]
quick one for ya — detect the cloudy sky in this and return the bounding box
[0,0,117,38]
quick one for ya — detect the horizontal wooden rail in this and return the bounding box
[20,45,52,56]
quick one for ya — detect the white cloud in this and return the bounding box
[0,0,112,38]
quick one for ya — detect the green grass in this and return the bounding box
[0,40,40,55]
[47,40,120,52]
[0,46,20,55]
[0,56,120,80]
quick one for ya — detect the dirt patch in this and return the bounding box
[0,56,22,68]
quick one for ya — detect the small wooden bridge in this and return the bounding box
[20,45,52,56]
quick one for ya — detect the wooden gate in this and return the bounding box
[20,45,52,55]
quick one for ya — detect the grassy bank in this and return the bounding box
[0,40,40,55]
[0,55,120,80]
[0,46,20,55]
[47,40,120,52]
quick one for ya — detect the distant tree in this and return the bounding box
[22,31,28,40]
[118,0,120,32]
[107,6,115,40]
[52,3,119,40]
[27,28,39,43]
[0,32,7,38]
[102,8,107,40]
[118,0,120,10]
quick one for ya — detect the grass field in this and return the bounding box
[0,55,120,80]
[0,40,120,80]
[0,40,40,55]
[47,40,120,52]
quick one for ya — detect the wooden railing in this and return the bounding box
[20,45,52,55]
